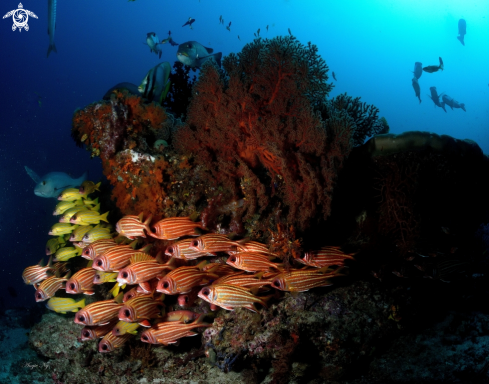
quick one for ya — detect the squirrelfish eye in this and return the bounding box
[69,283,75,290]
[191,240,198,247]
[101,344,108,351]
[230,257,236,263]
[151,227,157,233]
[36,293,42,299]
[83,331,90,338]
[167,247,174,254]
[124,309,130,317]
[202,288,210,296]
[300,253,307,259]
[96,260,102,266]
[163,282,169,289]
[122,272,128,278]
[142,335,148,341]
[272,279,281,288]
[78,315,85,322]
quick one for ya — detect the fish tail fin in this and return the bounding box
[47,43,57,58]
[99,211,110,223]
[77,297,86,308]
[213,52,222,68]
[461,103,466,112]
[159,81,171,105]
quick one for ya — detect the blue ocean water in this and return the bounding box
[0,0,487,311]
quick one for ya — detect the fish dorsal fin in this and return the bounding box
[25,166,41,184]
[130,253,155,263]
[205,46,214,54]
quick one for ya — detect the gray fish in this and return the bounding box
[332,72,337,81]
[428,87,446,112]
[457,19,466,46]
[146,32,162,59]
[441,94,466,112]
[138,62,172,104]
[423,57,444,73]
[25,167,87,199]
[47,0,57,57]
[411,77,421,103]
[182,17,195,28]
[177,41,222,68]
[412,62,422,80]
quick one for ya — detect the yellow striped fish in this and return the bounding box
[69,225,93,242]
[79,180,101,195]
[58,188,88,201]
[58,206,89,223]
[48,223,78,236]
[112,320,140,336]
[82,227,112,243]
[198,284,269,312]
[46,297,86,314]
[53,200,83,216]
[70,210,109,225]
[54,246,82,262]
[45,236,66,255]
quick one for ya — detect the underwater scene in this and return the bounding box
[0,0,489,383]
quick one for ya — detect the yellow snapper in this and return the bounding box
[69,225,94,242]
[82,197,99,207]
[45,236,66,255]
[54,246,83,262]
[49,223,79,236]
[82,227,112,243]
[111,320,140,336]
[53,200,83,216]
[46,297,86,314]
[58,188,88,201]
[58,206,89,223]
[79,181,101,195]
[70,210,109,225]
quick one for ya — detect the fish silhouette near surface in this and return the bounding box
[25,166,87,198]
[332,72,337,81]
[457,19,466,46]
[423,57,444,73]
[177,41,222,68]
[411,77,421,103]
[146,32,162,59]
[47,0,57,57]
[182,17,196,29]
[428,86,446,112]
[441,94,466,112]
[412,62,423,80]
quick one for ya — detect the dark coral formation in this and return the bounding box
[162,61,197,120]
[174,35,351,230]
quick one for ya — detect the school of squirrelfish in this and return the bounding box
[22,180,354,353]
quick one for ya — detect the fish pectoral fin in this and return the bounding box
[139,320,152,327]
[25,166,41,183]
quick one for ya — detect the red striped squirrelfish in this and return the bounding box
[81,239,117,260]
[140,316,210,345]
[91,245,147,272]
[148,216,204,240]
[189,234,242,254]
[23,257,54,286]
[164,238,212,260]
[161,310,203,323]
[116,258,175,286]
[296,246,355,268]
[198,284,269,312]
[229,241,276,256]
[80,319,118,341]
[156,263,218,295]
[270,267,344,292]
[116,213,152,240]
[98,332,133,353]
[226,252,283,272]
[212,271,270,289]
[118,294,165,325]
[177,287,201,307]
[65,267,98,295]
[35,272,71,302]
[74,293,124,326]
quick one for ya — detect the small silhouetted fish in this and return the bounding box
[226,22,231,31]
[411,77,421,103]
[182,17,196,29]
[332,72,337,81]
[457,19,466,46]
[423,57,444,73]
[428,86,446,112]
[412,62,423,80]
[441,94,466,112]
[8,286,18,298]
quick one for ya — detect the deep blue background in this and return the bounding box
[0,0,488,310]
